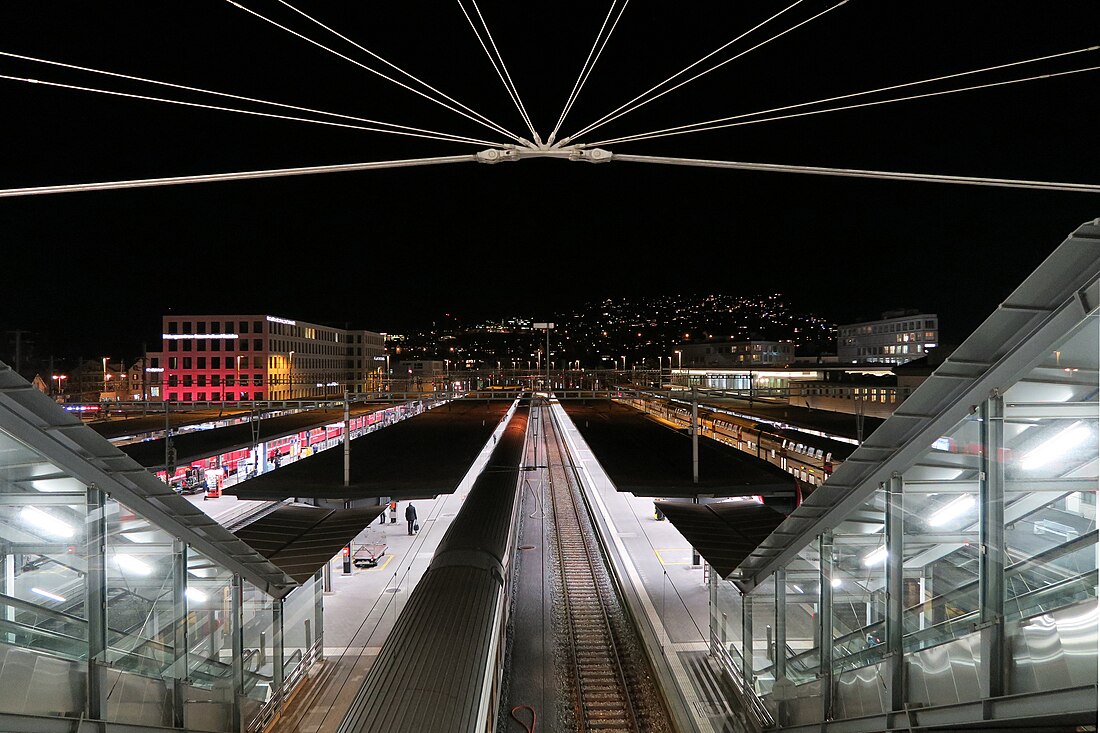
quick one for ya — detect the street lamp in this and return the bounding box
[51,374,67,398]
[675,350,682,370]
[620,355,626,370]
[102,357,109,399]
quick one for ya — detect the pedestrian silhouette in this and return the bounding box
[405,503,418,535]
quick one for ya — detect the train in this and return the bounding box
[624,396,857,491]
[336,399,531,733]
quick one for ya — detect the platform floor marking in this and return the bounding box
[655,548,694,565]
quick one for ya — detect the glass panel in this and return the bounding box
[0,427,91,658]
[750,577,776,696]
[186,548,236,688]
[241,580,275,701]
[1000,313,1098,620]
[104,499,179,678]
[899,413,983,655]
[783,547,822,684]
[713,576,743,657]
[831,489,887,673]
[282,575,317,677]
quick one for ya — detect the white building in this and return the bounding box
[837,310,938,364]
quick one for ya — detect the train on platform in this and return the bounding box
[337,399,531,733]
[626,396,858,491]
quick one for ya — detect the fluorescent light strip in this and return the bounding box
[1022,421,1090,470]
[116,554,152,575]
[21,506,74,538]
[162,333,239,340]
[31,587,66,603]
[928,495,976,527]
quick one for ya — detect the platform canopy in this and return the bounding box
[655,500,786,578]
[563,401,801,498]
[232,505,384,583]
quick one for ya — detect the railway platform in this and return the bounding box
[259,397,733,733]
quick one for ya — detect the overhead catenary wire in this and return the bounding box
[273,0,519,144]
[0,74,499,148]
[590,63,1100,147]
[456,0,541,145]
[225,0,524,145]
[561,0,816,145]
[0,154,481,198]
[547,0,632,147]
[588,46,1100,147]
[0,50,498,147]
[610,153,1100,194]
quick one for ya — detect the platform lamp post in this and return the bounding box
[535,323,554,393]
[51,374,66,399]
[102,357,109,400]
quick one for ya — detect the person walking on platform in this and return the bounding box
[388,500,397,524]
[405,503,418,535]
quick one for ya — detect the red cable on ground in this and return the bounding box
[510,704,536,732]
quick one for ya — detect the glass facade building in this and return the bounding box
[711,220,1100,730]
[0,362,320,733]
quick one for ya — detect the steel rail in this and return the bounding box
[544,402,642,732]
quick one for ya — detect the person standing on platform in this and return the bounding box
[388,500,397,524]
[406,503,418,535]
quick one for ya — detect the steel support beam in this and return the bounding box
[885,475,904,712]
[172,540,188,728]
[231,575,244,733]
[820,531,835,723]
[979,394,1006,700]
[85,486,108,723]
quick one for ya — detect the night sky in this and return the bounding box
[1,1,1098,360]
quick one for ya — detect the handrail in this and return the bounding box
[246,640,321,733]
[711,630,773,731]
[778,530,1098,668]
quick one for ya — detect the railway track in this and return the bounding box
[539,401,671,733]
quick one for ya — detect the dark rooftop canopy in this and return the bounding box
[654,500,786,578]
[232,504,383,583]
[562,401,801,498]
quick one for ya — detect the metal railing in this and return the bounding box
[246,639,320,733]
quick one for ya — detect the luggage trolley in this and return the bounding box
[352,543,387,568]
